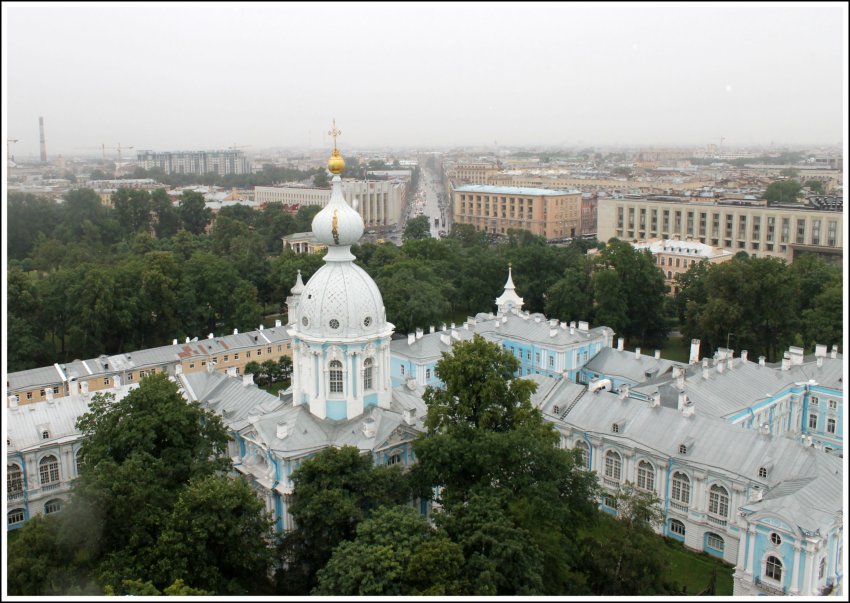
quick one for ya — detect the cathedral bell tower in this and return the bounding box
[286,121,394,420]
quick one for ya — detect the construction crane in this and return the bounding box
[227,143,250,150]
[7,139,19,165]
[103,143,134,163]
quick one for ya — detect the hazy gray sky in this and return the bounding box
[3,2,847,156]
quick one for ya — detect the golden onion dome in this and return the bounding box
[328,148,345,174]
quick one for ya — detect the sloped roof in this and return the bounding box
[584,347,684,383]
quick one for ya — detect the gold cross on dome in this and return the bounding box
[328,119,341,152]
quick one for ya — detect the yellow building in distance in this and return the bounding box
[452,184,581,240]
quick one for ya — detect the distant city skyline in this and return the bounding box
[3,2,847,157]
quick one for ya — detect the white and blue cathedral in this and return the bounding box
[6,138,845,597]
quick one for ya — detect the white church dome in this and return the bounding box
[296,261,388,340]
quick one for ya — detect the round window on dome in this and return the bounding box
[329,319,340,329]
[301,316,309,327]
[364,316,372,327]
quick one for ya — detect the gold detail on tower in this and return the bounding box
[327,118,345,174]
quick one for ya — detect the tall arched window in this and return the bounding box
[574,441,589,469]
[44,499,62,514]
[605,450,622,481]
[75,450,84,476]
[671,472,690,504]
[39,455,60,486]
[329,360,343,394]
[708,484,729,517]
[637,460,655,491]
[765,556,783,581]
[7,464,23,497]
[363,358,374,391]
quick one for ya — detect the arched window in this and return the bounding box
[758,467,767,478]
[388,452,402,465]
[669,519,686,537]
[329,360,343,394]
[637,460,655,491]
[39,455,60,486]
[574,441,589,469]
[604,450,622,481]
[708,484,729,517]
[7,464,24,497]
[705,532,725,552]
[765,556,783,581]
[671,472,690,504]
[44,499,62,514]
[363,358,374,390]
[75,450,84,476]
[8,509,25,525]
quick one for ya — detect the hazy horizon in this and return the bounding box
[3,2,847,157]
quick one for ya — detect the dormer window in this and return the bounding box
[758,467,767,478]
[612,423,620,433]
[679,444,687,454]
[42,430,50,440]
[553,405,560,415]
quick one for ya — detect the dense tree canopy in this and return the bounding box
[8,374,276,595]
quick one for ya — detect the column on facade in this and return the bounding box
[802,542,815,595]
[315,350,324,400]
[622,449,634,484]
[692,470,706,512]
[736,526,750,575]
[746,526,757,574]
[291,344,301,405]
[790,543,802,594]
[656,459,668,500]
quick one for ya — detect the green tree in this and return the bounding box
[150,189,181,239]
[801,284,843,350]
[763,179,802,203]
[779,167,799,178]
[314,505,465,596]
[279,446,410,594]
[312,169,330,188]
[576,484,677,595]
[804,179,825,194]
[545,263,595,323]
[294,204,322,232]
[7,192,61,259]
[178,190,212,234]
[112,188,152,236]
[403,215,431,241]
[376,259,453,333]
[153,476,276,594]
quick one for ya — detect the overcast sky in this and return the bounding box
[2,2,847,156]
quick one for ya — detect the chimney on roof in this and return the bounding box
[233,328,238,335]
[759,356,766,366]
[831,344,838,359]
[578,321,589,331]
[789,346,804,365]
[689,339,701,364]
[185,337,190,344]
[173,339,178,345]
[740,350,748,363]
[655,350,661,360]
[781,352,791,371]
[727,349,735,370]
[702,358,710,380]
[259,324,264,331]
[617,338,624,351]
[45,388,54,401]
[570,324,575,334]
[408,333,415,345]
[208,333,213,339]
[451,329,461,341]
[550,328,558,338]
[817,356,823,368]
[450,322,456,329]
[440,332,451,346]
[441,323,447,331]
[275,319,282,328]
[716,359,725,374]
[635,347,641,359]
[416,328,423,340]
[242,373,254,387]
[815,344,827,358]
[429,325,435,334]
[618,384,629,400]
[651,391,661,408]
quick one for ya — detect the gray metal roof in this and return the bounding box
[390,329,474,361]
[551,387,842,532]
[583,347,685,383]
[472,312,611,349]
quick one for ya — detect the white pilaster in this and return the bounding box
[746,526,756,574]
[790,543,802,594]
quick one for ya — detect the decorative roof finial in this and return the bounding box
[327,118,345,174]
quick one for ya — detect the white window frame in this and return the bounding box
[39,455,60,485]
[669,519,686,536]
[706,532,725,551]
[671,472,690,504]
[363,358,374,391]
[765,555,783,582]
[637,460,655,491]
[708,484,729,517]
[7,463,24,494]
[329,360,344,394]
[604,450,622,481]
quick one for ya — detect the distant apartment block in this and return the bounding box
[597,197,844,264]
[137,150,249,176]
[255,179,406,227]
[452,185,581,240]
[580,194,598,237]
[446,162,501,184]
